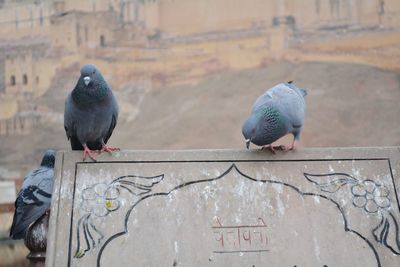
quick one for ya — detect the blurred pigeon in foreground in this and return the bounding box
[10,149,55,239]
[242,81,307,152]
[64,64,119,161]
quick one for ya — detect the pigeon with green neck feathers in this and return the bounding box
[242,81,307,152]
[64,64,119,161]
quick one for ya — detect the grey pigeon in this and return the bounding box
[64,64,119,161]
[242,81,307,152]
[10,149,55,239]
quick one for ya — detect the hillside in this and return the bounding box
[0,61,399,176]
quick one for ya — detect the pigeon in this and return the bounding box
[64,64,119,161]
[242,81,307,152]
[10,149,55,239]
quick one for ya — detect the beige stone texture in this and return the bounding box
[47,147,400,266]
[0,181,16,205]
[2,0,400,44]
[0,94,18,120]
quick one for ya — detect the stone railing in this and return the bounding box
[21,147,400,266]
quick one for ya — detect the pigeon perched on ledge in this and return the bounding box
[242,81,307,152]
[64,64,119,161]
[10,149,55,239]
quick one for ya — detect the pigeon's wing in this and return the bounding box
[10,167,54,239]
[64,94,84,149]
[251,83,295,112]
[23,168,47,181]
[254,83,305,129]
[274,83,306,129]
[252,90,273,112]
[9,195,50,239]
[64,94,76,140]
[103,96,119,144]
[10,195,30,239]
[103,113,117,144]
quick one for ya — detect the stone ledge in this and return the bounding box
[47,147,400,267]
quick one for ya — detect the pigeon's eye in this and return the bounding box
[92,70,96,74]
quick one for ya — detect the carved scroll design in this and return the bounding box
[304,172,400,256]
[74,174,164,258]
[69,163,390,267]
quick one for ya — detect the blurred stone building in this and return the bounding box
[135,0,400,34]
[0,0,399,134]
[1,0,399,49]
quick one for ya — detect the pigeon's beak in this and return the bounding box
[83,76,91,86]
[245,139,250,149]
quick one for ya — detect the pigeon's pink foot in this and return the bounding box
[261,144,286,154]
[100,144,120,154]
[285,145,295,151]
[284,139,298,151]
[83,145,97,161]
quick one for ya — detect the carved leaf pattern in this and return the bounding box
[74,214,104,258]
[303,173,358,193]
[110,174,164,195]
[372,212,400,255]
[305,171,400,256]
[74,174,164,259]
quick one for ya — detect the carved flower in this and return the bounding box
[81,183,120,217]
[351,179,390,213]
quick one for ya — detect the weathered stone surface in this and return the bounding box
[46,148,400,267]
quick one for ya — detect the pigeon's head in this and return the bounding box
[242,116,257,149]
[80,64,103,87]
[40,149,56,168]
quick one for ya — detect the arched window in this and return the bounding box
[36,76,39,84]
[100,35,105,47]
[23,74,28,85]
[10,75,16,86]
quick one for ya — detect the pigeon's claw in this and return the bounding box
[83,145,97,161]
[100,144,120,154]
[284,139,298,152]
[261,144,285,154]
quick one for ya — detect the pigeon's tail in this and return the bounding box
[10,228,26,240]
[285,81,307,97]
[69,136,102,150]
[9,208,26,239]
[300,88,307,97]
[70,136,84,150]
